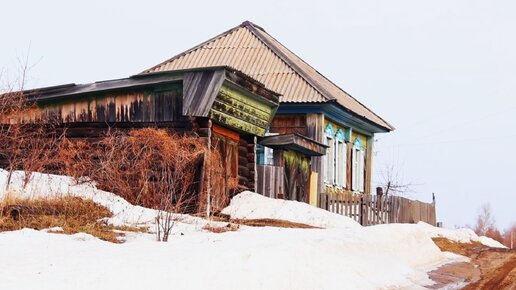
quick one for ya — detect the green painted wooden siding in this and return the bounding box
[209,86,274,136]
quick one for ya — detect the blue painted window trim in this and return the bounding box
[324,123,335,137]
[335,129,346,141]
[353,137,363,149]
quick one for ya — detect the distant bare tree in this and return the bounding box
[473,203,504,243]
[378,164,415,196]
[503,223,515,249]
[473,203,496,236]
[0,49,62,189]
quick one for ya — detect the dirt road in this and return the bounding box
[429,238,516,289]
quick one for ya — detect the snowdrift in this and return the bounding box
[0,170,504,290]
[222,191,360,229]
[0,169,217,234]
[416,221,506,248]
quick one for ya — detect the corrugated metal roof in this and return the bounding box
[143,21,393,131]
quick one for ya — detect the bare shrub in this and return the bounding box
[61,129,205,211]
[502,223,515,249]
[378,164,416,197]
[0,79,63,189]
[473,203,504,244]
[58,128,228,241]
[156,211,177,242]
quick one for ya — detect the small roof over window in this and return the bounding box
[259,133,328,156]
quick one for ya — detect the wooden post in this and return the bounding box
[252,136,257,192]
[206,119,212,220]
[306,113,324,207]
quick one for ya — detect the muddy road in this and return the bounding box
[429,238,515,289]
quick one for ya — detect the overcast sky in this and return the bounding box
[1,0,514,229]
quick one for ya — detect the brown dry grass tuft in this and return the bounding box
[230,218,319,229]
[202,223,239,233]
[59,128,226,215]
[432,237,483,256]
[0,196,144,243]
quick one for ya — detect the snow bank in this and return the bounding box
[0,170,489,289]
[0,169,215,234]
[416,222,506,248]
[0,223,459,290]
[221,191,360,229]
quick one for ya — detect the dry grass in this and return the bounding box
[210,214,319,229]
[59,128,226,215]
[230,218,319,229]
[0,196,144,243]
[202,223,240,233]
[432,237,484,256]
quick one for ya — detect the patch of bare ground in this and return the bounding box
[429,237,516,290]
[230,218,319,229]
[202,223,240,233]
[210,214,320,229]
[0,196,146,243]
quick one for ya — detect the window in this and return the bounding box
[323,124,335,184]
[256,132,277,166]
[335,129,347,187]
[352,138,365,192]
[264,146,274,165]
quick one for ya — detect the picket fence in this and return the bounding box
[319,192,436,226]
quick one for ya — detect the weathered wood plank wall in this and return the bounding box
[32,85,185,125]
[305,113,324,206]
[269,114,307,135]
[255,165,284,198]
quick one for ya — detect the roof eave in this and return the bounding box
[276,102,394,134]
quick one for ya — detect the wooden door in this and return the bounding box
[211,125,240,198]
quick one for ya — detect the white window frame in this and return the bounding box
[323,124,336,185]
[352,138,365,193]
[324,135,335,184]
[262,132,278,166]
[264,146,274,165]
[335,129,347,188]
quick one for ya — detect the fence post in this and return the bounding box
[360,195,364,226]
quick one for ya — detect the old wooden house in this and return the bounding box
[14,67,280,200]
[141,21,394,207]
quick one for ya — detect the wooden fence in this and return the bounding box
[256,165,284,199]
[319,192,436,226]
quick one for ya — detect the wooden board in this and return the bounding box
[208,86,275,137]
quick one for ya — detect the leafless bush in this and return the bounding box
[60,129,205,209]
[502,223,515,249]
[58,128,229,241]
[156,211,176,242]
[0,60,63,189]
[472,203,503,244]
[378,164,416,196]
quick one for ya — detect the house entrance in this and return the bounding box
[211,125,239,198]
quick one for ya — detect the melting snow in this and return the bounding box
[0,169,504,290]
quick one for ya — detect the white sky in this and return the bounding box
[1,0,515,229]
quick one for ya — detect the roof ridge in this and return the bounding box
[240,20,266,32]
[140,23,245,74]
[246,24,394,130]
[245,25,335,102]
